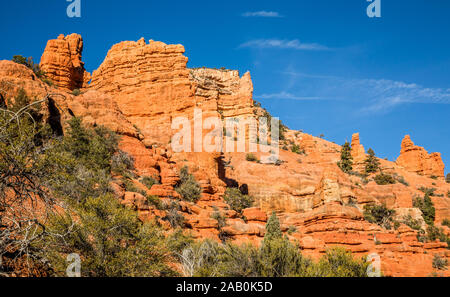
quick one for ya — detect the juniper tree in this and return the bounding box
[364,148,380,174]
[338,141,353,173]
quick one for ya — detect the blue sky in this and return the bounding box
[1,0,449,174]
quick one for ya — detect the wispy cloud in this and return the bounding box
[271,71,450,114]
[239,39,330,51]
[258,92,324,101]
[242,11,283,18]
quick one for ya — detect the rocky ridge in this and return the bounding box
[1,34,449,276]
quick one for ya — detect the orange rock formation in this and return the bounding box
[40,34,91,91]
[1,34,449,277]
[396,135,445,179]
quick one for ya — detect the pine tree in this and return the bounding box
[337,141,353,173]
[364,148,380,174]
[264,212,283,243]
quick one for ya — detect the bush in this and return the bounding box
[432,254,448,270]
[374,173,396,185]
[364,148,380,174]
[363,204,396,229]
[291,144,304,154]
[180,209,370,277]
[140,176,160,190]
[111,150,135,176]
[223,188,254,213]
[163,204,186,228]
[72,89,81,96]
[414,194,436,226]
[12,55,45,78]
[245,153,259,162]
[402,215,422,231]
[40,195,178,276]
[442,219,450,228]
[175,166,202,202]
[337,142,353,173]
[446,173,450,183]
[426,225,450,249]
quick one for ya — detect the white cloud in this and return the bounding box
[239,39,330,51]
[242,11,283,18]
[258,92,323,101]
[272,71,450,113]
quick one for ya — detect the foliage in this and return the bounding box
[72,89,81,96]
[363,204,396,229]
[337,142,353,173]
[175,166,202,202]
[307,247,370,277]
[140,176,160,190]
[414,194,436,226]
[291,144,304,155]
[432,254,448,270]
[402,215,422,231]
[111,150,135,176]
[163,202,185,228]
[245,153,259,162]
[180,236,369,277]
[425,225,450,249]
[41,195,178,276]
[223,187,254,214]
[0,90,54,271]
[32,116,178,276]
[446,173,450,183]
[12,55,45,78]
[264,212,283,243]
[374,173,396,185]
[364,148,380,174]
[442,219,450,228]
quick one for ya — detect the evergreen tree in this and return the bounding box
[264,212,283,243]
[364,148,380,174]
[337,141,353,173]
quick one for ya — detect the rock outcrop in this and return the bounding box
[2,34,450,277]
[90,38,197,144]
[351,133,366,172]
[40,34,91,91]
[396,135,445,179]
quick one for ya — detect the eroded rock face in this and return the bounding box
[396,135,445,179]
[2,34,450,277]
[90,38,197,144]
[40,34,91,91]
[189,68,255,119]
[351,133,366,172]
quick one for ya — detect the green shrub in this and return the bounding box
[418,187,436,196]
[223,188,253,213]
[337,142,353,173]
[442,219,450,228]
[140,176,160,190]
[12,55,45,78]
[414,194,435,226]
[175,166,202,202]
[432,254,448,270]
[111,150,135,176]
[402,215,422,231]
[163,205,185,228]
[40,195,178,276]
[363,204,396,229]
[374,173,396,185]
[72,89,81,96]
[291,144,304,154]
[245,153,259,162]
[364,148,380,174]
[426,225,450,248]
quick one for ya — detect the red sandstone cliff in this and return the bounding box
[40,34,91,91]
[1,34,449,277]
